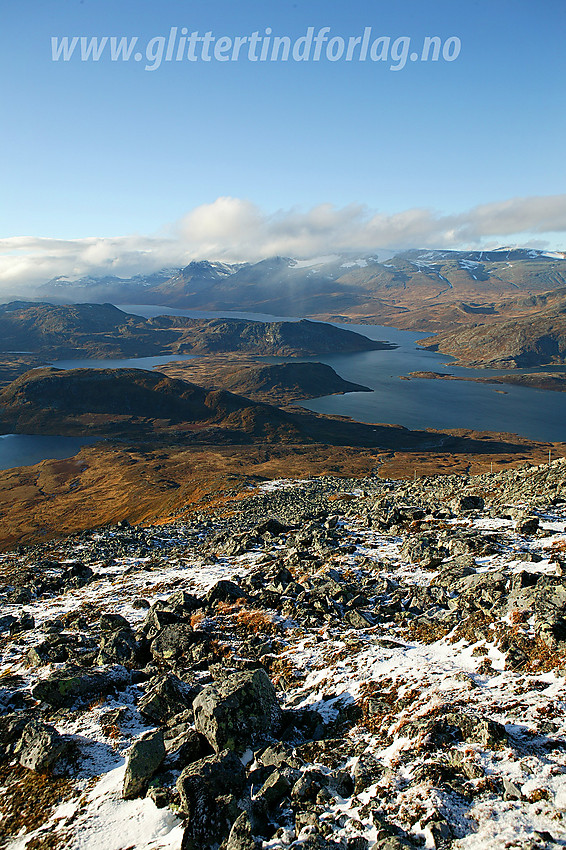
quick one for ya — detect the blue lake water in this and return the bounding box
[49,354,196,371]
[121,306,566,443]
[0,434,98,471]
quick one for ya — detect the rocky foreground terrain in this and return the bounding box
[2,461,566,849]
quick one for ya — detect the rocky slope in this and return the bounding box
[2,461,566,849]
[158,317,392,357]
[418,312,566,368]
[0,368,312,442]
[156,361,372,406]
[0,301,175,359]
[408,371,566,393]
[0,367,433,453]
[0,303,387,360]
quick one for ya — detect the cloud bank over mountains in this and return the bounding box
[1,194,565,294]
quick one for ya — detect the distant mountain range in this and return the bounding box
[9,248,565,371]
[38,249,566,329]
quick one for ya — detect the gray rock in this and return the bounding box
[0,614,18,634]
[344,608,374,628]
[0,712,31,758]
[291,769,328,802]
[226,811,259,850]
[97,628,139,666]
[255,768,293,806]
[15,719,68,771]
[123,729,166,799]
[165,589,201,614]
[165,719,212,765]
[515,516,540,534]
[328,768,354,798]
[138,674,198,723]
[353,754,383,793]
[207,580,249,606]
[451,495,484,513]
[371,838,415,850]
[26,633,96,667]
[503,777,522,800]
[193,668,281,753]
[177,750,247,849]
[403,711,505,749]
[428,819,453,850]
[100,613,131,633]
[256,741,303,770]
[399,536,445,569]
[60,562,94,588]
[31,665,131,707]
[151,624,204,662]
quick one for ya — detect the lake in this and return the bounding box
[119,306,566,443]
[1,305,564,470]
[0,435,98,471]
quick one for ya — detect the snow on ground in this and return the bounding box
[2,483,566,848]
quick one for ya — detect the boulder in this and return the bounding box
[31,665,131,707]
[15,719,69,772]
[150,624,206,663]
[61,562,94,588]
[0,712,32,758]
[193,668,281,753]
[255,768,293,806]
[207,580,249,606]
[97,628,139,666]
[402,710,506,749]
[451,495,484,513]
[177,750,247,849]
[122,729,166,799]
[165,721,212,766]
[138,674,200,723]
[99,613,131,633]
[226,811,260,850]
[399,536,445,569]
[515,516,540,535]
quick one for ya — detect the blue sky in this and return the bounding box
[0,0,565,283]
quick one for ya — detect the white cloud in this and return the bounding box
[0,194,565,296]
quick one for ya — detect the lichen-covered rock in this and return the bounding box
[193,668,281,753]
[150,624,205,662]
[122,728,166,799]
[226,811,260,850]
[15,719,69,771]
[97,628,139,666]
[138,674,200,723]
[177,749,247,849]
[31,665,131,707]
